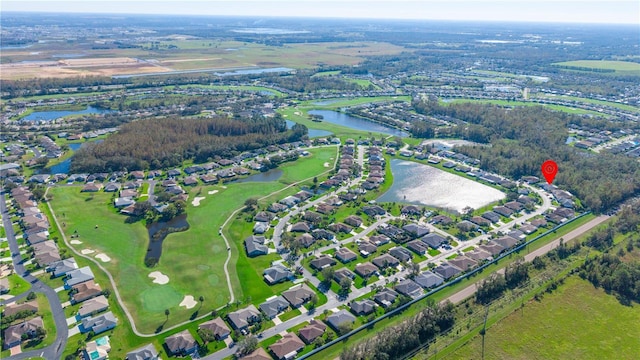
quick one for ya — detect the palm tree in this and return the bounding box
[164,308,170,321]
[199,295,205,311]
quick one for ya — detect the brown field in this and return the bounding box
[0,40,407,79]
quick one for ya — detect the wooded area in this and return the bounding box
[412,99,640,213]
[71,116,306,172]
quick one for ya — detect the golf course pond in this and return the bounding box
[145,214,189,265]
[377,159,505,213]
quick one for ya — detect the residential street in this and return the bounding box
[1,191,68,360]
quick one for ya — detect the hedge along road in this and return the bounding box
[44,145,340,337]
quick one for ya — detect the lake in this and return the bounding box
[112,66,293,79]
[48,141,100,174]
[146,214,190,264]
[308,110,409,137]
[285,120,333,138]
[377,159,505,213]
[22,106,112,122]
[234,168,283,183]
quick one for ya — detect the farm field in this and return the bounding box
[0,40,406,80]
[552,60,640,75]
[48,146,337,333]
[443,277,640,360]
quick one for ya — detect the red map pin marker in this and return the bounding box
[541,160,558,184]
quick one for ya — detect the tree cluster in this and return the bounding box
[412,99,640,212]
[476,261,530,305]
[579,249,640,304]
[340,302,455,360]
[71,116,306,173]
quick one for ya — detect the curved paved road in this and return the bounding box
[1,191,68,360]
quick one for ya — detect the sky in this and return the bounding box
[3,0,639,25]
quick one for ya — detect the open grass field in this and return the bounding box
[537,94,639,113]
[48,146,337,334]
[0,40,406,80]
[443,276,640,360]
[553,60,640,76]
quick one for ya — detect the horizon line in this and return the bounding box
[4,10,639,26]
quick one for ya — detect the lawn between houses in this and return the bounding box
[48,146,338,335]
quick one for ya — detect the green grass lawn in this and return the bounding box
[444,276,640,360]
[442,98,605,116]
[279,307,302,322]
[552,60,640,73]
[7,273,31,295]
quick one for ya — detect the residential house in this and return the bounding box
[389,247,413,262]
[297,233,316,248]
[303,211,323,224]
[244,235,268,257]
[470,216,491,227]
[72,280,102,303]
[372,254,399,269]
[47,258,78,277]
[326,310,356,331]
[253,222,269,234]
[269,333,305,360]
[448,256,478,271]
[78,295,109,318]
[3,317,44,350]
[369,234,390,246]
[350,299,377,316]
[298,320,326,344]
[198,318,230,340]
[226,303,261,331]
[282,284,315,308]
[433,263,462,280]
[335,248,357,263]
[309,255,336,271]
[84,336,111,360]
[254,211,274,223]
[402,223,430,238]
[466,248,492,261]
[395,279,423,298]
[407,240,428,255]
[493,236,518,250]
[244,348,272,360]
[344,215,363,228]
[32,240,61,267]
[431,215,453,225]
[263,265,294,285]
[65,266,95,288]
[259,296,289,319]
[420,233,448,249]
[362,205,386,217]
[126,343,159,360]
[401,205,422,216]
[3,300,38,318]
[81,311,117,334]
[358,241,377,257]
[333,268,356,283]
[479,243,505,256]
[374,288,399,308]
[81,183,103,192]
[355,262,379,278]
[481,211,501,223]
[290,222,311,233]
[328,222,352,234]
[311,229,335,241]
[164,330,198,356]
[493,206,514,217]
[413,271,444,289]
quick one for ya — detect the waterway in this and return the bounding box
[377,159,505,213]
[308,110,409,137]
[285,120,333,138]
[145,214,190,264]
[234,168,283,183]
[22,106,113,122]
[48,140,102,174]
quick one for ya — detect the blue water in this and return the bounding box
[285,120,333,138]
[312,99,341,106]
[48,142,92,174]
[308,110,409,137]
[22,106,112,122]
[234,169,283,183]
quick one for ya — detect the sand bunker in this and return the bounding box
[208,190,219,195]
[148,271,170,285]
[192,196,206,207]
[95,253,111,262]
[179,295,197,309]
[81,249,95,255]
[70,240,83,245]
[323,162,330,167]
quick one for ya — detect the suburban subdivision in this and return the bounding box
[1,8,639,360]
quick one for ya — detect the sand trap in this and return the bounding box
[208,190,219,195]
[179,295,197,309]
[323,162,330,167]
[81,249,95,255]
[192,196,206,207]
[70,240,83,245]
[148,271,170,285]
[95,253,111,262]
